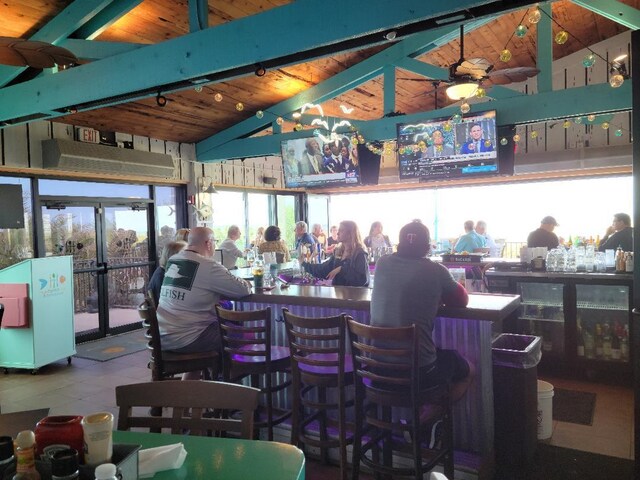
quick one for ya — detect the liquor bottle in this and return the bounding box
[611,329,621,361]
[621,324,630,361]
[12,430,40,480]
[626,252,634,273]
[594,323,603,358]
[576,319,585,357]
[542,324,553,352]
[583,325,595,359]
[602,323,612,360]
[595,234,600,249]
[615,246,625,273]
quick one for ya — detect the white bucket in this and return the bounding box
[537,380,554,440]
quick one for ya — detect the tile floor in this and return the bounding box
[0,349,634,478]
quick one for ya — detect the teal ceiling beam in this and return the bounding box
[393,57,448,80]
[72,0,144,40]
[199,82,630,161]
[189,0,209,32]
[537,4,553,92]
[0,0,534,125]
[0,0,115,88]
[197,19,498,158]
[487,85,525,99]
[383,65,396,114]
[410,16,495,57]
[573,0,640,30]
[59,39,144,61]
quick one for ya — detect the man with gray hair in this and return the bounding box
[294,221,316,249]
[157,227,252,379]
[475,220,501,257]
[219,225,247,269]
[454,220,486,253]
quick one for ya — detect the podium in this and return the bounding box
[0,256,75,372]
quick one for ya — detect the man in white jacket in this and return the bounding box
[157,227,252,378]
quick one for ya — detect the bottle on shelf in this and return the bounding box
[12,430,40,480]
[611,327,622,361]
[594,323,603,358]
[602,323,612,360]
[625,252,634,273]
[576,317,585,357]
[615,246,625,273]
[595,234,601,250]
[542,324,553,352]
[621,324,630,361]
[583,325,595,359]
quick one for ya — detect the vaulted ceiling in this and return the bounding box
[1,0,637,160]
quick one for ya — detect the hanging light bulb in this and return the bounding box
[451,114,462,125]
[515,25,528,38]
[582,53,596,68]
[214,93,223,102]
[530,130,538,139]
[513,134,521,143]
[574,116,583,124]
[235,102,244,111]
[609,74,624,88]
[294,123,303,131]
[500,49,512,62]
[601,122,610,130]
[615,129,623,137]
[460,102,471,114]
[528,9,541,24]
[255,110,264,119]
[276,117,284,126]
[562,120,571,129]
[500,137,509,146]
[443,122,452,132]
[555,31,569,45]
[587,114,596,122]
[475,87,486,98]
[194,85,203,93]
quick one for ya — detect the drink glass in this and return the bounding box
[594,252,606,272]
[246,249,255,268]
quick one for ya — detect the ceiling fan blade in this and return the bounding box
[486,66,540,85]
[0,37,78,68]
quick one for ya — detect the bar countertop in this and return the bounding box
[240,285,520,322]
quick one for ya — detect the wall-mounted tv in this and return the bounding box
[397,110,513,181]
[281,136,360,188]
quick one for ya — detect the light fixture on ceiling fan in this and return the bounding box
[0,37,78,68]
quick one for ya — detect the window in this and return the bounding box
[276,195,296,249]
[247,193,271,247]
[211,191,246,244]
[155,186,179,258]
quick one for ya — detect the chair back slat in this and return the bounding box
[216,305,272,364]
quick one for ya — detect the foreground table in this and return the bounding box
[113,431,305,480]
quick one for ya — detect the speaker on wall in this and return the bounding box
[356,143,381,185]
[0,184,24,229]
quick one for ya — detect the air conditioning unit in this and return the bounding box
[42,139,177,178]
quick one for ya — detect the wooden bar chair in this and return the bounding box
[116,380,260,439]
[347,319,454,480]
[215,305,291,441]
[138,298,219,382]
[282,308,354,480]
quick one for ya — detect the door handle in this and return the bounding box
[97,262,108,274]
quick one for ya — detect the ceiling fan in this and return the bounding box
[402,25,539,100]
[0,37,78,69]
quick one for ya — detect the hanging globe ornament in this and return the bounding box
[443,122,453,132]
[475,87,486,98]
[276,116,284,126]
[313,129,320,136]
[515,25,528,38]
[528,9,541,24]
[235,102,244,111]
[194,85,203,93]
[609,74,624,88]
[530,130,538,139]
[499,49,512,62]
[451,114,462,125]
[255,110,264,119]
[294,123,303,131]
[555,31,569,45]
[574,116,583,124]
[582,53,596,68]
[500,137,509,146]
[214,93,223,102]
[460,102,471,114]
[587,114,596,122]
[513,134,521,143]
[615,129,623,137]
[562,120,571,129]
[601,122,610,130]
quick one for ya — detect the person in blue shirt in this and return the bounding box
[454,220,486,253]
[294,221,317,249]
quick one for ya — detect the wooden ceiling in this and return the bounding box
[2,0,636,144]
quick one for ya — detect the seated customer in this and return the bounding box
[454,220,486,253]
[370,220,474,420]
[527,216,559,249]
[157,227,252,379]
[219,225,247,269]
[599,213,633,252]
[148,240,186,305]
[302,220,369,287]
[258,225,291,263]
[364,221,392,250]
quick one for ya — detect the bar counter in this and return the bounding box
[233,284,520,465]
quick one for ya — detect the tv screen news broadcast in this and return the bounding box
[281,136,361,188]
[397,110,509,181]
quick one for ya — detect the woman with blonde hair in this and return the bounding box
[302,220,369,287]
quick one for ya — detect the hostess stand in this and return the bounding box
[0,256,75,374]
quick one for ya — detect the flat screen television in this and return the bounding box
[281,136,361,188]
[397,110,513,181]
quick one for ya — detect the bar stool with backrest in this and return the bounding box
[347,319,454,480]
[215,305,291,441]
[282,308,354,480]
[138,297,219,382]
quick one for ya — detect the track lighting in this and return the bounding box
[156,92,167,107]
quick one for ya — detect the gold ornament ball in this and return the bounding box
[276,117,284,126]
[235,102,244,111]
[294,123,303,131]
[587,114,596,122]
[530,130,538,139]
[513,134,521,143]
[256,110,264,119]
[601,122,610,130]
[528,9,541,24]
[214,93,223,102]
[555,31,569,45]
[460,102,471,114]
[475,87,486,98]
[499,49,512,62]
[562,120,571,129]
[609,74,624,88]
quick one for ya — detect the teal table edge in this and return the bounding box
[113,431,305,480]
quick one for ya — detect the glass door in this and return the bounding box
[516,282,565,358]
[41,201,152,341]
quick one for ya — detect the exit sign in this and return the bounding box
[76,127,100,144]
